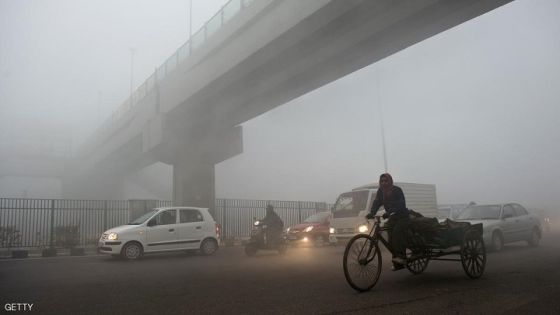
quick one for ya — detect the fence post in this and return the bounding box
[103,200,108,231]
[222,199,227,239]
[298,201,302,223]
[49,199,55,249]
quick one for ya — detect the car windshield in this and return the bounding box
[128,209,158,225]
[332,191,369,218]
[304,212,330,223]
[457,205,501,220]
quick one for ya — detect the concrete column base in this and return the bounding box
[173,156,215,216]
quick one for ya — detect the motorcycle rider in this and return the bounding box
[260,205,284,246]
[366,173,411,270]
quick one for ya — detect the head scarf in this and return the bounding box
[379,173,394,200]
[266,204,274,216]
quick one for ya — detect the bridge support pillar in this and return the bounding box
[170,125,243,217]
[172,156,216,215]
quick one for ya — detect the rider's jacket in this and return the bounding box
[261,212,284,230]
[370,185,409,218]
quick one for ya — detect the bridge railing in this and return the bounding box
[80,0,257,154]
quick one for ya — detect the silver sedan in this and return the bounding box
[455,203,541,251]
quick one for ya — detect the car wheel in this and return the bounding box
[528,228,540,247]
[121,242,143,260]
[491,232,503,252]
[200,239,218,256]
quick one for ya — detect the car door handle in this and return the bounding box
[168,228,175,232]
[196,226,202,230]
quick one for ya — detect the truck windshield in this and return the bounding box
[332,191,369,218]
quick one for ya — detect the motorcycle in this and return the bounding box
[244,220,288,256]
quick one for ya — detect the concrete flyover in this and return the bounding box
[70,0,512,210]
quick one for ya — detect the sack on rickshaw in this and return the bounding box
[437,219,478,247]
[407,216,477,248]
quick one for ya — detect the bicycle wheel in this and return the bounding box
[343,234,382,292]
[461,230,486,279]
[405,232,429,275]
[406,254,429,275]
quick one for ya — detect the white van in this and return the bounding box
[98,207,220,260]
[329,182,437,243]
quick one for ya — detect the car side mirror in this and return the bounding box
[147,219,156,227]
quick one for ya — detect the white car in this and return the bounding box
[98,207,220,260]
[455,203,541,251]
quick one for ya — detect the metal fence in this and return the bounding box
[0,199,171,249]
[0,198,330,249]
[215,199,329,239]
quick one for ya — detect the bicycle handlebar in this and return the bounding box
[365,216,382,223]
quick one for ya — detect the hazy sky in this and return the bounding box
[1,0,559,210]
[216,0,560,209]
[0,0,228,138]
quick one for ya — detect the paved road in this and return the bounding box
[1,233,560,314]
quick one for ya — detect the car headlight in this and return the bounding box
[304,226,314,232]
[286,227,291,233]
[358,225,368,233]
[254,221,260,226]
[329,227,335,234]
[108,232,118,240]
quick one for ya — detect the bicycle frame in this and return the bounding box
[358,216,392,264]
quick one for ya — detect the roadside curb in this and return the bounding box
[0,247,99,260]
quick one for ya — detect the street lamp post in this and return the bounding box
[188,0,193,54]
[129,47,136,107]
[376,67,388,173]
[189,0,193,39]
[97,90,102,125]
[379,102,388,173]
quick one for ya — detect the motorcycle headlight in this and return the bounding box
[254,221,260,226]
[108,232,118,240]
[286,227,291,233]
[329,227,335,234]
[304,226,314,232]
[358,225,368,233]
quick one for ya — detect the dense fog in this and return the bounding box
[0,0,559,213]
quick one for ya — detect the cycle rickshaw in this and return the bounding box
[343,215,486,292]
